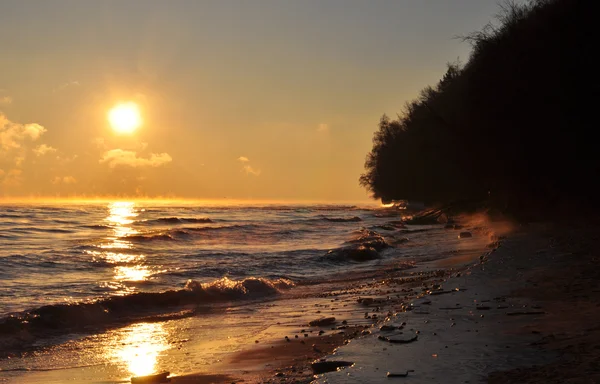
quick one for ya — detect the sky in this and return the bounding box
[0,0,512,202]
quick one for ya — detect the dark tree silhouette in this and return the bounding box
[360,0,593,220]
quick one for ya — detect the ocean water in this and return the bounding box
[0,201,488,383]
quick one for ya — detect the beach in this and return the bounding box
[1,203,598,383]
[173,220,600,383]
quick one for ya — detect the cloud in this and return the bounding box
[0,96,12,105]
[53,81,80,93]
[1,113,47,150]
[100,149,172,168]
[317,123,329,133]
[1,169,22,187]
[52,176,77,185]
[92,137,106,149]
[33,144,57,156]
[242,164,261,176]
[237,156,261,176]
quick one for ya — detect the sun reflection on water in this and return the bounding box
[111,322,170,377]
[114,265,151,281]
[92,202,154,288]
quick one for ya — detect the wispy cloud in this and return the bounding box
[100,149,172,168]
[0,96,12,105]
[92,137,106,149]
[243,164,261,176]
[0,169,22,187]
[52,176,77,185]
[237,156,261,176]
[53,81,80,93]
[1,113,46,151]
[33,144,57,156]
[317,123,329,133]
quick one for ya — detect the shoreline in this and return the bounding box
[6,215,593,383]
[167,217,502,383]
[170,219,600,384]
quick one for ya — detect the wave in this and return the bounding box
[322,245,382,262]
[120,224,261,243]
[0,213,24,219]
[321,229,392,263]
[125,233,178,242]
[0,277,294,347]
[140,217,213,225]
[81,224,111,230]
[4,227,74,234]
[184,224,259,232]
[322,216,362,222]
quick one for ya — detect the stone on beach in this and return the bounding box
[458,232,473,239]
[130,371,170,384]
[309,317,336,326]
[387,370,414,378]
[311,360,354,374]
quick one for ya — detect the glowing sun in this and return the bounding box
[108,102,142,134]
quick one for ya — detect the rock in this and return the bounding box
[309,317,336,327]
[131,372,170,384]
[311,361,354,374]
[458,232,472,239]
[379,335,418,344]
[387,370,413,377]
[506,311,545,316]
[380,325,397,332]
[358,297,375,306]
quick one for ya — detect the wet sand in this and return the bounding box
[9,216,596,383]
[169,220,600,384]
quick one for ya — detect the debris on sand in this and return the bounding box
[311,360,354,374]
[506,311,545,316]
[378,335,418,344]
[309,317,336,326]
[131,371,170,384]
[387,370,414,378]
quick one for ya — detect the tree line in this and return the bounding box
[360,0,593,220]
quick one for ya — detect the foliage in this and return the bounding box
[360,0,593,219]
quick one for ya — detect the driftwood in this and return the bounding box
[311,361,354,374]
[387,370,415,377]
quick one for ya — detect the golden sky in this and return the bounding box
[0,0,506,201]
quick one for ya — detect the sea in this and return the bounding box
[0,201,489,383]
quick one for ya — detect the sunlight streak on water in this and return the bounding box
[114,265,151,281]
[99,202,152,289]
[110,322,170,377]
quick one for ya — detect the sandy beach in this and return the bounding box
[3,211,598,384]
[163,219,600,384]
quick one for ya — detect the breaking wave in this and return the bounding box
[0,277,294,343]
[140,217,213,225]
[322,216,362,222]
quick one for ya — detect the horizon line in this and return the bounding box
[0,196,380,206]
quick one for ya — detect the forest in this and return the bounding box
[360,0,593,220]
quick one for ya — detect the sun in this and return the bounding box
[108,102,142,134]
